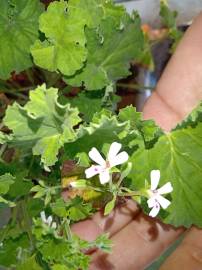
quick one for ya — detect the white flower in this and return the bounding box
[85,142,129,185]
[40,211,57,229]
[147,170,173,218]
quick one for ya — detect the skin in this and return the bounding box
[72,12,202,269]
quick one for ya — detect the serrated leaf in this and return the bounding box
[66,14,144,90]
[64,112,129,160]
[31,0,87,76]
[0,0,43,79]
[3,84,81,167]
[129,121,202,228]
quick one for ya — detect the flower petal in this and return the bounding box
[89,147,105,166]
[147,197,156,208]
[109,151,129,167]
[85,165,102,179]
[40,211,46,223]
[107,142,122,162]
[156,195,171,209]
[150,170,160,191]
[47,216,53,226]
[149,203,160,217]
[157,182,173,195]
[51,222,57,229]
[99,170,110,184]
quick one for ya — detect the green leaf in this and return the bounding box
[118,106,163,149]
[129,122,202,228]
[16,256,43,270]
[0,0,43,79]
[52,265,69,270]
[64,112,129,160]
[69,92,103,122]
[104,196,116,215]
[66,13,144,90]
[94,233,112,253]
[160,0,182,51]
[8,174,33,198]
[51,197,93,222]
[3,84,81,167]
[0,233,30,267]
[31,0,87,76]
[160,0,177,28]
[0,173,15,195]
[38,236,90,270]
[68,199,93,222]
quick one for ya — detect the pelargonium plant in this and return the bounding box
[0,0,201,269]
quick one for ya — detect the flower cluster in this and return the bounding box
[84,142,173,218]
[40,211,57,229]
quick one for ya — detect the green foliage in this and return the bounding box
[0,1,202,269]
[160,0,183,50]
[51,197,93,222]
[66,13,144,90]
[0,0,43,79]
[0,233,30,267]
[31,0,87,76]
[129,103,202,228]
[3,84,81,168]
[16,256,43,270]
[69,92,103,122]
[0,173,15,206]
[104,196,116,215]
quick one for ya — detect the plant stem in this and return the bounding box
[0,89,28,100]
[63,218,72,241]
[117,83,155,91]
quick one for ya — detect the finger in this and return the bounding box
[71,199,141,241]
[90,213,183,270]
[143,12,202,130]
[160,227,202,270]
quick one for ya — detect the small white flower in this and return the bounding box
[85,142,129,185]
[147,170,173,218]
[40,211,57,229]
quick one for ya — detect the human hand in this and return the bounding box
[72,12,202,270]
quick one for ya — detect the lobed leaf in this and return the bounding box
[3,84,81,168]
[0,0,43,79]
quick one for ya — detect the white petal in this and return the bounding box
[47,216,53,226]
[85,165,102,178]
[109,151,129,167]
[51,222,57,229]
[40,211,46,223]
[150,170,160,191]
[89,147,105,166]
[147,197,156,208]
[157,182,173,195]
[99,170,110,184]
[107,142,122,162]
[156,195,171,209]
[149,203,160,218]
